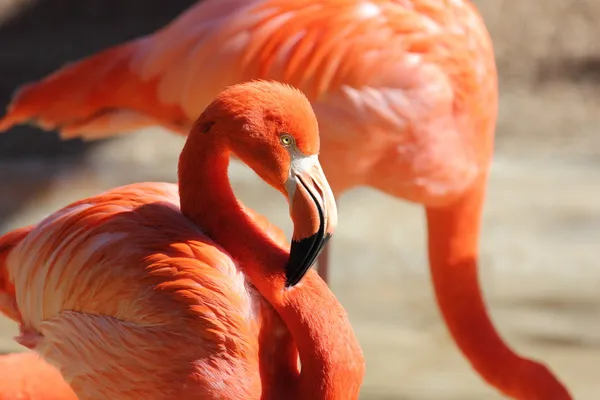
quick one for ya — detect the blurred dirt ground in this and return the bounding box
[0,1,599,399]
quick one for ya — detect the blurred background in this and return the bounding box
[0,1,599,399]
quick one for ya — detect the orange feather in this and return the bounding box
[0,352,77,400]
[2,183,266,399]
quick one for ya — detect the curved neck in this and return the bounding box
[178,134,363,398]
[425,174,568,398]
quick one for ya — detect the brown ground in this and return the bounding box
[0,1,599,399]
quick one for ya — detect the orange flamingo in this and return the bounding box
[0,81,365,399]
[0,352,78,400]
[0,1,571,398]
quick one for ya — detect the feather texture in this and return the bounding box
[2,183,264,399]
[0,0,496,201]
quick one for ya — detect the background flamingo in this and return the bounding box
[0,0,573,398]
[0,81,364,399]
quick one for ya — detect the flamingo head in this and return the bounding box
[196,80,337,287]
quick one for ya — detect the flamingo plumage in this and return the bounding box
[0,81,364,399]
[0,0,571,398]
[0,352,78,400]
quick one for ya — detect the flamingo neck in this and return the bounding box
[426,174,570,399]
[178,134,364,398]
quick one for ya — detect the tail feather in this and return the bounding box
[0,226,32,322]
[0,38,187,140]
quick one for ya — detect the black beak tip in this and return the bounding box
[285,232,328,287]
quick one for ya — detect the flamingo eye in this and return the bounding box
[280,133,294,147]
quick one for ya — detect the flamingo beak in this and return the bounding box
[284,155,337,287]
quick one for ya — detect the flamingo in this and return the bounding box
[0,352,78,400]
[0,80,365,399]
[0,1,571,398]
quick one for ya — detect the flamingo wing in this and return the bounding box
[0,182,264,399]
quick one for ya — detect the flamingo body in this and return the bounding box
[0,0,495,202]
[2,183,264,399]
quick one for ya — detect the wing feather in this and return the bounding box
[0,0,496,181]
[5,183,257,348]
